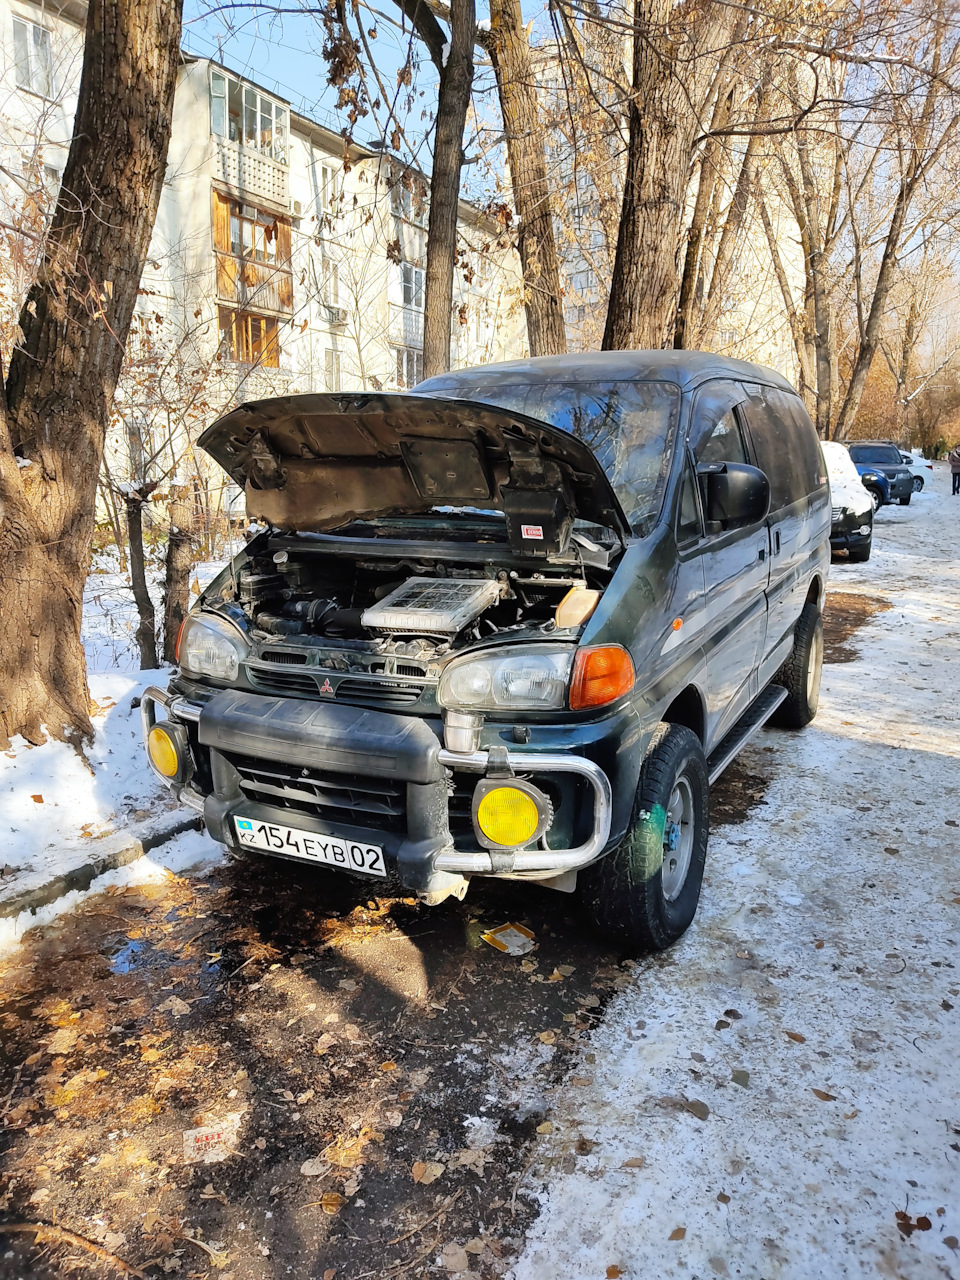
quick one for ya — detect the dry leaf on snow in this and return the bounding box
[669,1227,686,1240]
[812,1088,837,1102]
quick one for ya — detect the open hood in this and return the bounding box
[198,392,630,554]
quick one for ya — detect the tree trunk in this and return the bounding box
[421,0,476,379]
[163,482,196,664]
[674,95,730,349]
[487,0,567,357]
[124,491,158,670]
[603,0,700,350]
[0,0,184,747]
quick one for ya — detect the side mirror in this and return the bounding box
[697,461,770,530]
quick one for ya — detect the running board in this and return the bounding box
[706,685,788,784]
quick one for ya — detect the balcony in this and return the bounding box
[215,139,288,209]
[216,252,294,316]
[389,302,423,347]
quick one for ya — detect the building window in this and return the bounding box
[325,348,341,392]
[396,347,423,389]
[321,256,339,306]
[389,166,427,225]
[318,162,336,212]
[210,69,287,165]
[213,191,294,314]
[13,18,55,98]
[219,307,281,367]
[401,262,424,310]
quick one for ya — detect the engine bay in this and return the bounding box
[206,530,612,699]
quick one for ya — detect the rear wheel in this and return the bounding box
[579,724,708,954]
[899,492,912,505]
[912,476,924,492]
[771,601,823,728]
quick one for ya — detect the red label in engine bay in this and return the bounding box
[521,525,544,540]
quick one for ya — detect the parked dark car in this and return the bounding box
[847,442,913,505]
[141,352,830,954]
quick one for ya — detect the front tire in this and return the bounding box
[899,492,912,505]
[867,487,882,512]
[579,724,708,954]
[771,601,823,728]
[912,476,924,492]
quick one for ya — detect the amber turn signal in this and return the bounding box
[569,645,635,710]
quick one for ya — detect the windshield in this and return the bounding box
[849,445,901,465]
[427,379,681,533]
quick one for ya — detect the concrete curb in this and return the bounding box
[0,814,202,921]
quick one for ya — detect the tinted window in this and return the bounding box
[849,444,902,465]
[695,409,749,467]
[677,463,701,543]
[740,389,822,510]
[415,379,681,534]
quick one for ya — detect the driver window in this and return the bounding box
[695,410,748,466]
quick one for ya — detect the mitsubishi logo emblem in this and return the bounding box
[319,677,334,694]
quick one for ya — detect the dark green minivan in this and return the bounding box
[141,351,829,952]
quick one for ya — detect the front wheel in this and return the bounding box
[867,487,882,512]
[579,724,709,954]
[912,476,924,492]
[771,601,823,728]
[899,492,912,506]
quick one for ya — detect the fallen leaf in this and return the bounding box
[158,996,191,1018]
[321,1192,346,1215]
[606,1268,623,1278]
[254,1138,267,1150]
[464,1239,484,1254]
[731,1069,750,1088]
[785,1030,806,1043]
[301,1158,328,1177]
[715,1019,730,1030]
[944,1235,958,1250]
[815,940,825,950]
[547,969,565,982]
[442,1242,469,1272]
[844,1110,859,1120]
[669,1227,686,1241]
[536,1121,553,1135]
[412,1160,444,1184]
[142,1048,162,1063]
[31,794,43,804]
[537,1030,557,1045]
[621,1157,645,1169]
[571,1076,594,1086]
[681,1099,710,1121]
[812,1089,837,1102]
[383,1109,403,1127]
[575,1137,597,1155]
[380,1061,397,1071]
[916,1216,932,1231]
[339,979,358,991]
[723,1009,742,1020]
[323,1270,337,1280]
[717,1192,731,1204]
[581,994,601,1008]
[315,1033,338,1054]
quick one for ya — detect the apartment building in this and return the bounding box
[0,0,527,504]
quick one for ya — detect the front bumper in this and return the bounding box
[882,473,913,501]
[141,685,619,898]
[830,507,872,551]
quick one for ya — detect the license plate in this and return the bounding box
[233,817,386,877]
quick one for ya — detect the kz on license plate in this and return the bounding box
[233,817,386,877]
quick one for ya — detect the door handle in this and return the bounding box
[758,544,766,562]
[774,530,782,554]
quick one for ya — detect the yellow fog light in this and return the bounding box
[473,780,553,850]
[148,724,180,779]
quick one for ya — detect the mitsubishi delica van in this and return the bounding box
[141,351,830,953]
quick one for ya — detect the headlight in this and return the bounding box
[861,471,879,482]
[438,646,573,712]
[178,612,249,682]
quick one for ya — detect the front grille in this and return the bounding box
[248,667,320,696]
[336,678,423,708]
[229,752,405,828]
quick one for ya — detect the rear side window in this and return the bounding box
[740,388,823,510]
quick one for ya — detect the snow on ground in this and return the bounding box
[514,466,960,1280]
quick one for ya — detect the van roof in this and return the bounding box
[416,350,799,395]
